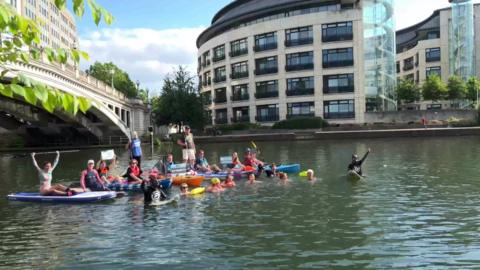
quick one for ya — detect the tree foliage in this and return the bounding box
[447,75,467,100]
[422,75,448,101]
[152,66,206,130]
[396,78,420,104]
[466,77,480,102]
[0,0,113,115]
[86,62,139,98]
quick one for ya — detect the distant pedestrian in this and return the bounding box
[421,117,428,129]
[126,131,142,168]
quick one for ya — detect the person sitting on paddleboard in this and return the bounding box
[31,151,75,196]
[123,159,143,184]
[96,156,120,184]
[221,173,236,188]
[195,149,220,173]
[348,148,371,176]
[207,178,224,193]
[180,183,190,195]
[80,160,110,192]
[229,152,243,169]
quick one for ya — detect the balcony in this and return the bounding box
[403,62,414,71]
[230,71,249,80]
[256,114,279,122]
[213,55,226,62]
[231,93,250,102]
[231,115,250,123]
[285,63,314,71]
[287,113,315,119]
[426,56,440,63]
[323,60,353,68]
[214,96,227,104]
[322,33,353,42]
[323,86,354,94]
[213,76,226,83]
[286,88,314,96]
[215,118,228,125]
[285,38,313,47]
[229,48,248,58]
[255,91,279,99]
[254,43,277,52]
[324,112,355,119]
[254,67,278,75]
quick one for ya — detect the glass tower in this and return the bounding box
[363,0,397,111]
[449,0,475,80]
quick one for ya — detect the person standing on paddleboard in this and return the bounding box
[177,126,196,164]
[348,148,371,176]
[126,131,142,169]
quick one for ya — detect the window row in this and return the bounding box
[396,47,441,73]
[212,99,355,124]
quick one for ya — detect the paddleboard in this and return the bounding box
[347,170,363,181]
[7,191,117,203]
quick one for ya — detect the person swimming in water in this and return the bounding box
[221,173,236,188]
[306,169,316,181]
[348,148,371,176]
[247,173,261,185]
[179,183,190,195]
[207,178,224,193]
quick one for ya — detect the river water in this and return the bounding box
[1,136,480,269]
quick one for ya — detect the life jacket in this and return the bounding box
[98,166,109,177]
[130,166,140,177]
[131,139,142,157]
[243,157,254,167]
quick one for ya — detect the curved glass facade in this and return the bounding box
[449,0,475,80]
[363,0,397,111]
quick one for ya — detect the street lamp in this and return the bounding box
[110,69,115,89]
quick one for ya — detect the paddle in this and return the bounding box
[14,150,80,158]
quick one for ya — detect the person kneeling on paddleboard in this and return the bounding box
[348,148,371,176]
[80,160,110,192]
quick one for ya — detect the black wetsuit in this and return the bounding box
[348,151,370,176]
[141,179,168,205]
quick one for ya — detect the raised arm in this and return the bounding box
[31,153,41,171]
[360,149,371,164]
[109,156,117,170]
[51,151,60,170]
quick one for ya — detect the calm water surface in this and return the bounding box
[1,137,480,269]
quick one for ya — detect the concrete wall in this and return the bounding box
[364,109,477,124]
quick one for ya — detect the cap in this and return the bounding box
[87,159,95,165]
[211,178,220,184]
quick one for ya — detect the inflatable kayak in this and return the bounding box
[347,170,363,181]
[107,179,172,192]
[7,191,117,203]
[265,164,301,174]
[189,187,206,195]
[172,175,204,187]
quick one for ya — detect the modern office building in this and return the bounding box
[197,0,396,126]
[396,1,479,85]
[6,0,79,50]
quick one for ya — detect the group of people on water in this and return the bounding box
[30,125,370,199]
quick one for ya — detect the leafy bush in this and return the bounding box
[272,117,328,129]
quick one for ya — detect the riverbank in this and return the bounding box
[195,126,480,143]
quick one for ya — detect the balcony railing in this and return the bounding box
[254,42,277,52]
[285,38,313,47]
[230,71,249,80]
[403,62,414,71]
[256,114,280,122]
[214,96,227,104]
[285,63,314,71]
[213,55,225,62]
[323,86,354,94]
[324,112,355,119]
[255,91,279,99]
[286,88,314,96]
[254,67,278,75]
[426,56,440,62]
[215,118,228,125]
[231,93,250,102]
[286,113,315,119]
[213,76,226,83]
[322,59,354,68]
[322,33,353,43]
[231,115,250,123]
[229,48,248,57]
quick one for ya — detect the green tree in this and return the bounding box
[466,77,480,102]
[447,75,467,100]
[86,62,138,98]
[152,66,206,130]
[396,78,420,104]
[0,0,113,115]
[422,75,448,101]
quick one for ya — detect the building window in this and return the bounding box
[203,71,211,86]
[322,48,353,68]
[287,102,315,118]
[323,74,354,94]
[254,32,277,52]
[286,77,314,96]
[427,31,440,40]
[285,26,313,47]
[256,104,279,122]
[427,104,442,110]
[322,21,353,42]
[201,91,212,106]
[232,106,249,123]
[324,100,355,119]
[404,73,414,81]
[426,66,441,78]
[213,45,225,62]
[403,57,414,71]
[256,80,279,99]
[286,51,314,71]
[231,61,249,79]
[214,88,227,104]
[426,48,441,62]
[215,109,228,125]
[230,38,248,57]
[214,66,226,83]
[202,51,210,67]
[396,61,400,73]
[231,84,249,102]
[255,56,278,75]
